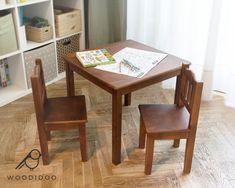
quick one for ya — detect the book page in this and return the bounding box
[95,47,167,78]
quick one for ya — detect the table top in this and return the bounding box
[63,40,190,94]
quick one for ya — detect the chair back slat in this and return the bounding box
[31,59,47,122]
[179,66,203,129]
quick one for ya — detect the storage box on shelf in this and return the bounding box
[56,34,80,73]
[24,43,57,88]
[0,11,18,56]
[54,6,81,38]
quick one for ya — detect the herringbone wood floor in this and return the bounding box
[0,75,235,188]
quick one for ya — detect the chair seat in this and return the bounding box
[44,96,87,124]
[139,104,189,134]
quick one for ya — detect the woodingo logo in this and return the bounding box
[15,149,41,170]
[6,149,57,181]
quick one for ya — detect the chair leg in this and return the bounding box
[139,116,146,149]
[79,125,87,162]
[38,127,49,165]
[173,139,180,148]
[183,136,196,174]
[145,136,155,175]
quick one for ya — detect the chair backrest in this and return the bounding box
[178,65,203,129]
[31,59,48,123]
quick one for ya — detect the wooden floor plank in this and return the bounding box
[0,75,235,187]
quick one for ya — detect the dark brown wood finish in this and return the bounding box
[65,61,75,96]
[139,66,203,175]
[63,40,190,165]
[31,59,88,165]
[112,91,122,164]
[173,64,190,148]
[124,93,132,106]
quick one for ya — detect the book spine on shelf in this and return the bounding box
[3,59,11,86]
[0,59,7,88]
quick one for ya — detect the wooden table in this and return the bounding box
[63,40,189,165]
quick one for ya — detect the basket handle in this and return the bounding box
[62,40,71,46]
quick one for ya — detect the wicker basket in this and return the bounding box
[25,25,53,43]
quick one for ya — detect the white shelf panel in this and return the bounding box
[17,0,50,7]
[23,39,53,51]
[0,73,65,107]
[56,31,82,41]
[0,85,30,107]
[0,4,15,10]
[56,71,65,80]
[0,50,21,60]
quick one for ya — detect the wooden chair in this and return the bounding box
[138,65,203,175]
[31,59,88,165]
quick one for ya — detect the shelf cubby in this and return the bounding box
[54,0,85,49]
[20,1,54,50]
[0,53,28,106]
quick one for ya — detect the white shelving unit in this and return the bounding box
[0,0,85,107]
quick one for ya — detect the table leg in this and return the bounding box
[124,93,131,106]
[65,63,75,97]
[174,74,181,105]
[112,91,122,165]
[174,72,182,147]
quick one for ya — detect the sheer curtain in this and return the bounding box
[126,0,235,107]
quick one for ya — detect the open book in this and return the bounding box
[76,49,116,67]
[95,47,167,78]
